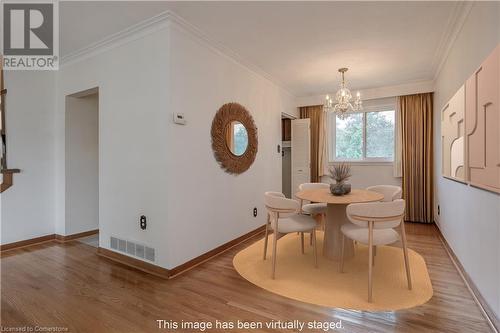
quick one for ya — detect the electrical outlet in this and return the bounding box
[437,205,440,215]
[277,144,281,153]
[140,215,147,230]
[253,207,258,217]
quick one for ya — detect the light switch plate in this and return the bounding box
[173,113,186,125]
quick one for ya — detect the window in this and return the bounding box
[330,109,395,162]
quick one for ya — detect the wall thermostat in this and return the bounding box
[173,113,186,125]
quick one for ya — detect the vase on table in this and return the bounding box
[330,182,345,196]
[328,162,352,196]
[342,183,351,194]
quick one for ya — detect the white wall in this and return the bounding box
[65,93,99,235]
[54,18,296,270]
[56,27,171,267]
[165,24,296,268]
[321,164,400,189]
[433,1,500,318]
[1,71,56,244]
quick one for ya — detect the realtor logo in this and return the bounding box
[2,1,59,70]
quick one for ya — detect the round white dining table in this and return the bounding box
[295,188,384,261]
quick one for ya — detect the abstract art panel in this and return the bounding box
[465,45,500,193]
[441,85,465,181]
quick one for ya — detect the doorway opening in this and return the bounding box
[281,112,295,198]
[65,87,99,247]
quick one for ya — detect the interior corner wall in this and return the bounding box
[165,25,296,268]
[433,1,500,318]
[0,71,56,244]
[56,27,171,267]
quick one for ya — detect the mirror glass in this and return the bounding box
[226,121,248,156]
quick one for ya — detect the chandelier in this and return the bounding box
[324,68,362,119]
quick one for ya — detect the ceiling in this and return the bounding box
[60,1,464,96]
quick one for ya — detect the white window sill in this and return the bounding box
[328,161,394,166]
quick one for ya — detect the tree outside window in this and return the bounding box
[332,110,395,161]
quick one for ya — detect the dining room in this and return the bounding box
[1,2,499,333]
[233,86,433,310]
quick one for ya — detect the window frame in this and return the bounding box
[329,105,396,164]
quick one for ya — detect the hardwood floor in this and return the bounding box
[1,223,494,333]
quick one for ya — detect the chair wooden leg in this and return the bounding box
[300,232,305,254]
[310,217,314,246]
[368,221,374,303]
[400,221,412,290]
[310,213,321,246]
[312,229,318,268]
[263,222,269,260]
[271,229,278,279]
[339,233,345,273]
[372,245,376,266]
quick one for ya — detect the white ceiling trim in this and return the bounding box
[431,1,474,80]
[61,11,172,67]
[165,10,294,96]
[60,10,294,97]
[60,4,472,100]
[295,80,434,107]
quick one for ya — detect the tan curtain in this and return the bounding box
[398,93,434,223]
[393,100,403,177]
[319,108,329,177]
[299,105,326,182]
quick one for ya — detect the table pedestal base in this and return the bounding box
[323,204,354,261]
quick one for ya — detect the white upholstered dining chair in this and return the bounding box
[298,183,329,216]
[264,191,318,279]
[339,199,411,302]
[298,183,329,243]
[366,185,402,202]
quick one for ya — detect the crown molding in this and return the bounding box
[60,10,295,97]
[295,80,434,107]
[164,11,294,97]
[431,1,474,80]
[60,4,471,99]
[61,11,173,67]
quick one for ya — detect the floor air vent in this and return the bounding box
[110,236,155,262]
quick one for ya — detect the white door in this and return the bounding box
[291,118,310,198]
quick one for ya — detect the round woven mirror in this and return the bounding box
[211,103,258,174]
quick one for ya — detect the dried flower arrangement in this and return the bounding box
[329,162,352,184]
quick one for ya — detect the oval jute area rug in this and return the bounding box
[233,231,433,311]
